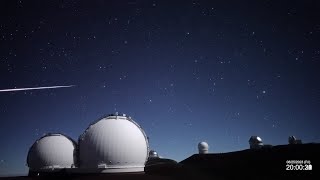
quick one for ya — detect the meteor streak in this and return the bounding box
[0,85,75,92]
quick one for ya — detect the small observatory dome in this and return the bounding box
[288,136,297,144]
[249,136,263,149]
[78,113,149,173]
[148,150,159,159]
[288,136,302,144]
[198,142,209,154]
[27,133,77,171]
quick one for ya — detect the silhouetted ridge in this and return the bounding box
[179,143,319,178]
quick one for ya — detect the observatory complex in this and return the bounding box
[27,113,150,175]
[25,112,316,179]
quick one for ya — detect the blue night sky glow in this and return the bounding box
[0,0,319,176]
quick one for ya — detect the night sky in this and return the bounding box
[0,0,320,176]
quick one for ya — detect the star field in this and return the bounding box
[0,0,320,176]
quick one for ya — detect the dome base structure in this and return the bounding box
[68,167,145,174]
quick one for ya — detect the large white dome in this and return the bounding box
[78,114,149,173]
[27,133,77,170]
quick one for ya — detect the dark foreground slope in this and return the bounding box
[1,143,319,180]
[179,143,319,179]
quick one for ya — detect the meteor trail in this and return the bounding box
[0,85,75,92]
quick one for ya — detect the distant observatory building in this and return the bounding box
[198,142,209,154]
[249,136,263,149]
[288,136,302,144]
[148,150,159,159]
[78,113,149,173]
[27,133,77,175]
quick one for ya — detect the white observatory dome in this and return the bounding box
[27,133,77,171]
[198,142,209,154]
[249,136,263,149]
[78,113,149,173]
